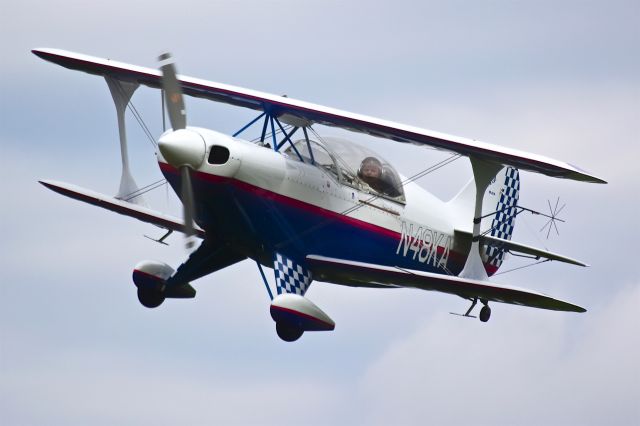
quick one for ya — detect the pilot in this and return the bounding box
[359,156,382,181]
[358,156,402,197]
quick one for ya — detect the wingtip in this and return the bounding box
[572,260,590,267]
[31,48,50,59]
[568,165,607,184]
[39,179,61,192]
[575,172,607,184]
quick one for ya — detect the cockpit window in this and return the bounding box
[284,137,405,202]
[284,139,341,181]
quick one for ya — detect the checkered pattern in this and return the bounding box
[274,253,313,296]
[487,167,520,267]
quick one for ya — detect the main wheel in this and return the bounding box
[479,305,491,322]
[137,287,165,308]
[276,322,304,342]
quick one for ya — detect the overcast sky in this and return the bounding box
[1,1,639,425]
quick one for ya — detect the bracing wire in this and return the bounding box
[122,179,167,202]
[492,259,550,276]
[127,101,157,148]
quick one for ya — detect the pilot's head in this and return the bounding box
[359,157,382,180]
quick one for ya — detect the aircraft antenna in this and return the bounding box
[540,196,566,239]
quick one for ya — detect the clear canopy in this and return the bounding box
[284,136,405,202]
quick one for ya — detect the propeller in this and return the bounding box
[159,52,186,130]
[158,52,203,249]
[180,165,195,248]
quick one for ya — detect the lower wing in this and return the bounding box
[40,180,204,238]
[306,255,585,312]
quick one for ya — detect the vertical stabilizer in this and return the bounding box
[450,165,520,276]
[481,167,520,273]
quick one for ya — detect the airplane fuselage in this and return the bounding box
[159,127,474,284]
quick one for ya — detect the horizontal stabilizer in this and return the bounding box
[39,180,204,238]
[455,230,587,267]
[307,255,585,312]
[481,234,587,267]
[32,48,605,184]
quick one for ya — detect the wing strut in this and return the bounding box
[105,76,145,205]
[232,109,307,162]
[459,158,502,280]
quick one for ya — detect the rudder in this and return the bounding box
[481,167,520,274]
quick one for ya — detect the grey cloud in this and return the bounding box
[359,284,640,425]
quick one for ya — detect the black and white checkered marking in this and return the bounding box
[274,253,313,296]
[487,167,520,267]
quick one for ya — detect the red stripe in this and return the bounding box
[161,162,472,265]
[161,162,399,239]
[133,269,164,281]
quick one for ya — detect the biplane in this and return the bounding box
[33,48,605,341]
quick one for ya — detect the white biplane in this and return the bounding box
[34,48,605,341]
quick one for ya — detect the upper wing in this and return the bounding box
[33,48,605,184]
[40,180,205,238]
[306,255,585,312]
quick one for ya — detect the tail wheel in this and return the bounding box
[276,321,304,342]
[479,305,491,322]
[137,287,165,308]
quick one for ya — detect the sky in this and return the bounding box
[1,1,639,425]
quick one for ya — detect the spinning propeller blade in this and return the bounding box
[180,165,196,248]
[158,52,186,130]
[158,52,199,249]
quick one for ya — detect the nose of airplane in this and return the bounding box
[158,129,206,169]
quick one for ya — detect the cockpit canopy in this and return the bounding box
[284,137,405,202]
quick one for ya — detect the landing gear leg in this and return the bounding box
[450,297,478,318]
[479,301,491,323]
[464,297,478,317]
